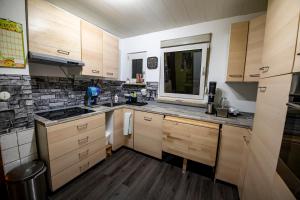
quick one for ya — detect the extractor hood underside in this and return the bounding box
[28,52,84,67]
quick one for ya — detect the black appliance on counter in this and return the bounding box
[277,73,300,199]
[206,81,217,114]
[36,107,94,121]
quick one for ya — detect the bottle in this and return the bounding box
[114,94,119,103]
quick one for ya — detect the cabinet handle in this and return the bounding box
[57,49,70,55]
[92,70,100,74]
[249,74,260,78]
[78,136,89,145]
[229,75,243,78]
[243,136,250,144]
[79,162,90,172]
[259,66,269,73]
[106,72,114,76]
[78,149,89,160]
[77,123,88,130]
[258,86,267,93]
[297,53,300,56]
[144,117,152,121]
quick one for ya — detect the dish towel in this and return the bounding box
[123,112,133,136]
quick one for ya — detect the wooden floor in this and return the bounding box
[49,148,239,200]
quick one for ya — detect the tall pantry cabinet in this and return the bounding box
[242,0,300,199]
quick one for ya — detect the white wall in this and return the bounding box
[0,0,29,75]
[120,13,264,113]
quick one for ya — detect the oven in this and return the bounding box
[277,74,300,199]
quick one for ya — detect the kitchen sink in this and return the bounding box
[101,102,126,107]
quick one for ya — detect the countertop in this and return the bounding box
[34,102,254,129]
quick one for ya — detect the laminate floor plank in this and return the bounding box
[49,148,239,200]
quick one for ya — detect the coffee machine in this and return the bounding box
[206,82,217,114]
[86,86,101,107]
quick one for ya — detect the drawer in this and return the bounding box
[162,119,219,166]
[47,114,105,144]
[134,111,163,140]
[49,126,105,160]
[50,137,106,176]
[51,149,105,191]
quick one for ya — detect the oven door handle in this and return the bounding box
[287,103,300,110]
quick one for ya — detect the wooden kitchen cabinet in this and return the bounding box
[215,125,250,187]
[36,114,106,191]
[111,109,134,151]
[244,15,266,82]
[226,21,249,82]
[294,19,300,72]
[27,0,81,61]
[103,32,119,79]
[134,111,163,159]
[261,0,300,78]
[81,20,103,76]
[163,116,219,167]
[272,173,296,200]
[242,74,293,200]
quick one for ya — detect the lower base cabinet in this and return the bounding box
[215,125,250,198]
[162,116,219,167]
[134,111,163,159]
[36,114,106,191]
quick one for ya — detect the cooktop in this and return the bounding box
[36,107,95,121]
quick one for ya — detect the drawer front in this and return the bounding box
[49,126,105,160]
[163,120,219,166]
[47,114,105,144]
[50,137,106,176]
[134,134,162,159]
[134,111,163,140]
[51,149,105,191]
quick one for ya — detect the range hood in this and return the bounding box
[28,52,84,67]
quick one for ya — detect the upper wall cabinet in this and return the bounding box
[244,15,266,82]
[103,32,119,79]
[294,19,300,72]
[261,0,300,78]
[28,0,81,61]
[81,20,103,76]
[226,21,249,82]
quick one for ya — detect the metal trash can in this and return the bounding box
[5,160,47,200]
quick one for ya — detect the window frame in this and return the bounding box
[159,43,209,102]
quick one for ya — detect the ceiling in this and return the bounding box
[47,0,267,38]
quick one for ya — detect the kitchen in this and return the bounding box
[0,0,299,199]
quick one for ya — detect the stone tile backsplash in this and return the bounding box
[31,76,158,112]
[0,75,34,134]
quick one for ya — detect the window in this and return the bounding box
[159,43,209,103]
[127,52,147,82]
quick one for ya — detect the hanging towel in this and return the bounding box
[123,112,133,135]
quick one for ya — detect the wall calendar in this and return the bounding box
[0,18,26,68]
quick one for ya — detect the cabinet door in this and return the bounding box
[112,109,124,151]
[216,125,249,186]
[134,111,163,159]
[244,15,266,82]
[272,173,296,200]
[238,131,250,199]
[226,21,249,82]
[261,0,300,78]
[81,20,103,76]
[294,20,300,72]
[28,0,81,60]
[103,32,119,79]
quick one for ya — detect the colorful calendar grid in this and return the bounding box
[0,19,26,68]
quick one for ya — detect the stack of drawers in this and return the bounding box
[36,114,106,191]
